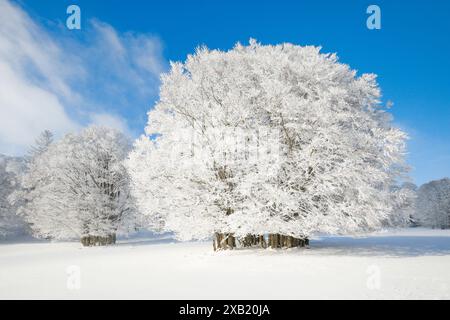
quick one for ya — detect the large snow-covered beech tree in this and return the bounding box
[127,40,409,250]
[0,154,27,238]
[16,127,137,245]
[415,178,450,229]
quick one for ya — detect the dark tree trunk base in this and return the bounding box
[240,234,267,248]
[268,234,308,249]
[81,234,116,247]
[213,233,308,251]
[213,233,236,251]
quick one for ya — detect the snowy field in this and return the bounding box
[1,228,449,300]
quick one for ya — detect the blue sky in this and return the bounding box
[2,0,450,185]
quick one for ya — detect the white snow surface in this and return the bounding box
[1,228,449,299]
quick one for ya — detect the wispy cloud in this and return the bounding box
[0,0,166,155]
[89,113,131,137]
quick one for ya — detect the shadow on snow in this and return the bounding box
[2,230,450,257]
[309,234,450,257]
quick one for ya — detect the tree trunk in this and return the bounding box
[257,235,267,248]
[268,233,281,248]
[240,234,267,248]
[81,234,116,247]
[213,233,236,251]
[268,234,308,249]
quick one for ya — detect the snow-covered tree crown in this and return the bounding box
[128,40,409,240]
[17,126,137,240]
[415,178,450,229]
[27,130,53,159]
[0,154,27,238]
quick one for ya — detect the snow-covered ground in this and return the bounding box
[1,228,449,299]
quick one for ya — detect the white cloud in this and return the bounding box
[0,60,80,155]
[0,0,80,154]
[0,0,166,155]
[89,113,131,136]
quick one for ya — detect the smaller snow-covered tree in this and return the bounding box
[8,130,55,238]
[27,130,53,159]
[17,126,137,245]
[0,155,27,238]
[386,182,417,227]
[415,178,450,229]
